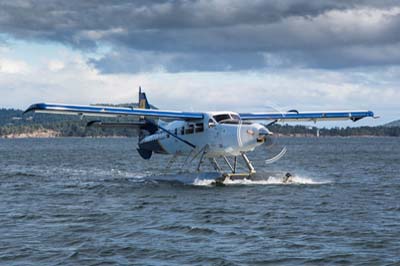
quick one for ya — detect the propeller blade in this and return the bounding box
[265,146,287,164]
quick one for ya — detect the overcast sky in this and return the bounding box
[1,0,399,126]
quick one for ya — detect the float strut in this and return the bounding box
[167,155,178,169]
[222,156,234,173]
[197,149,207,171]
[210,158,222,172]
[241,153,256,175]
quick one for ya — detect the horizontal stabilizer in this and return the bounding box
[86,120,145,128]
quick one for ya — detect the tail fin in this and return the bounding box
[137,87,156,160]
[138,87,151,110]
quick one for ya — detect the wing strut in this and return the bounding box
[145,119,196,149]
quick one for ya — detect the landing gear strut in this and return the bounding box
[214,152,257,185]
[179,148,258,185]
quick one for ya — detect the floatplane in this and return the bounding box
[25,88,375,184]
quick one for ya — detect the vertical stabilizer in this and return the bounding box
[137,87,156,159]
[138,86,151,110]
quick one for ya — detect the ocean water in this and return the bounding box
[0,137,399,265]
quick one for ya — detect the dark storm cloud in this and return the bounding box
[1,0,400,72]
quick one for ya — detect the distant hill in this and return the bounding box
[384,120,400,127]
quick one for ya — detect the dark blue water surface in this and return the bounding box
[0,137,399,265]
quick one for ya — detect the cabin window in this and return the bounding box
[185,124,194,134]
[208,119,216,128]
[195,123,204,133]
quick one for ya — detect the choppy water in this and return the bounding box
[0,137,399,265]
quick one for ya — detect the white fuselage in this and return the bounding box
[139,112,270,157]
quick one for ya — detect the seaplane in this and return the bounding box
[25,88,375,185]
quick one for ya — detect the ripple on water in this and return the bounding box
[0,137,399,265]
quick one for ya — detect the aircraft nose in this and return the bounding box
[257,127,272,142]
[259,127,271,136]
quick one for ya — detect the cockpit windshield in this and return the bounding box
[213,113,242,124]
[231,114,241,121]
[213,114,231,123]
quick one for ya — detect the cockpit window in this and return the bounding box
[213,114,241,124]
[221,120,240,124]
[213,114,231,123]
[231,114,241,121]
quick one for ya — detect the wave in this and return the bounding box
[2,163,330,187]
[193,174,330,186]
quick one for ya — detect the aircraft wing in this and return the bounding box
[24,103,204,120]
[239,110,375,122]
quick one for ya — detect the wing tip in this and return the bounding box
[368,111,377,118]
[23,103,45,114]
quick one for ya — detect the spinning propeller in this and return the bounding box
[259,104,288,164]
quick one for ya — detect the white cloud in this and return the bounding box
[47,60,65,72]
[0,45,10,53]
[75,27,127,42]
[0,58,30,74]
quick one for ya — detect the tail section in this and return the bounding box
[138,87,151,110]
[137,87,157,160]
